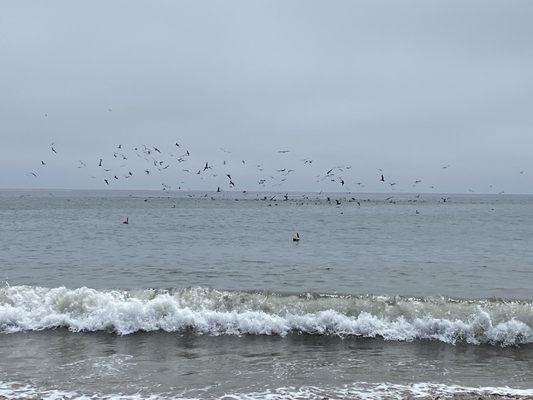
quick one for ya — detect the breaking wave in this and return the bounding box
[1,286,533,346]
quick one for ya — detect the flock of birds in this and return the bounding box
[26,139,491,195]
[26,128,528,197]
[24,135,530,237]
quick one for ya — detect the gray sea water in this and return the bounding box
[1,189,533,399]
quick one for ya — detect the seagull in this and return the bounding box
[229,180,235,187]
[203,162,209,171]
[99,159,103,167]
[380,174,385,182]
[51,146,57,154]
[40,161,46,166]
[278,150,290,153]
[123,217,129,225]
[292,232,300,242]
[104,179,109,185]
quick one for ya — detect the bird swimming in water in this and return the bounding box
[292,232,300,242]
[123,217,129,224]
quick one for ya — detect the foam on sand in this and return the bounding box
[1,380,533,400]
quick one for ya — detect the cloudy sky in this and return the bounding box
[1,0,532,193]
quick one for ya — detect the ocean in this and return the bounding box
[1,189,533,399]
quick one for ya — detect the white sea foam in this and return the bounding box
[1,286,532,346]
[1,380,533,400]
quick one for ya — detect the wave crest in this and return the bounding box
[1,286,532,346]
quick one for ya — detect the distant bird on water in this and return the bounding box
[380,174,385,182]
[292,232,300,242]
[123,217,129,225]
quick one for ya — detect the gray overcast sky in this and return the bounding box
[1,0,532,193]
